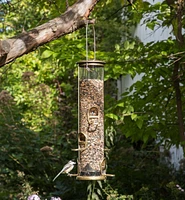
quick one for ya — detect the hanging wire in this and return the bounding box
[93,24,96,60]
[85,20,97,72]
[86,20,97,61]
[86,20,97,62]
[85,20,91,71]
[86,20,89,62]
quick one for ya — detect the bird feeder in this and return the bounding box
[73,60,106,180]
[70,23,114,180]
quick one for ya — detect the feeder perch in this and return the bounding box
[72,60,114,180]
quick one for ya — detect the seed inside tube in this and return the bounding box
[79,79,104,175]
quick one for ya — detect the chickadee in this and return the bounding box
[53,160,76,181]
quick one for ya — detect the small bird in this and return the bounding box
[53,160,76,181]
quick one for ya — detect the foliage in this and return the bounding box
[0,0,185,199]
[103,0,185,145]
[106,135,185,200]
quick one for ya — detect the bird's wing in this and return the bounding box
[53,163,70,181]
[60,163,69,173]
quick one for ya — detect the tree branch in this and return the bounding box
[0,0,100,67]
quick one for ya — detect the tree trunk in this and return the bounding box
[173,62,185,141]
[0,0,100,67]
[173,0,185,141]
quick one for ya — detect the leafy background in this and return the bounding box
[0,0,185,199]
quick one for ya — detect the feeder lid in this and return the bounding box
[77,60,105,67]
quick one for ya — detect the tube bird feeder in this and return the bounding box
[76,60,106,180]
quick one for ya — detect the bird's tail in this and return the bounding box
[53,170,63,182]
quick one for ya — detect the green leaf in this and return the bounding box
[136,117,143,129]
[131,113,137,120]
[105,113,119,120]
[146,22,156,30]
[41,50,54,58]
[126,105,134,113]
[143,134,149,143]
[116,102,124,108]
[115,44,120,52]
[124,41,130,50]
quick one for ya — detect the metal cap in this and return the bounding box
[77,60,105,67]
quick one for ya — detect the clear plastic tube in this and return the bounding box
[77,60,106,180]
